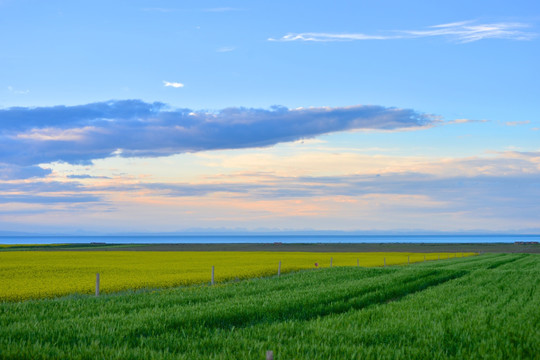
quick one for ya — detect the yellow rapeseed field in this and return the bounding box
[0,251,475,301]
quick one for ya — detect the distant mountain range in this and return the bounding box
[1,229,540,237]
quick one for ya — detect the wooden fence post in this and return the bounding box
[211,266,215,285]
[330,257,333,267]
[95,273,100,297]
[438,254,440,260]
[407,256,410,265]
[278,261,281,277]
[357,258,359,267]
[383,257,386,267]
[424,255,426,262]
[266,350,274,360]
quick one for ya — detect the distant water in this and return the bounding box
[1,234,539,245]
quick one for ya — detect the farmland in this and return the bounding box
[0,251,468,301]
[0,253,538,359]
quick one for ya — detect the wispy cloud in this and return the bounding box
[505,120,531,126]
[142,8,177,13]
[404,21,536,42]
[270,33,393,42]
[445,118,489,125]
[0,164,51,180]
[269,20,537,43]
[163,81,184,88]
[9,153,540,227]
[0,100,433,169]
[142,7,243,13]
[199,150,540,180]
[203,7,242,12]
[66,174,111,179]
[135,171,540,204]
[7,86,30,95]
[3,151,540,231]
[216,47,235,52]
[0,194,101,204]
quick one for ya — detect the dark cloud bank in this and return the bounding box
[0,100,432,171]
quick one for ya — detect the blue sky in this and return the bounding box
[0,0,539,234]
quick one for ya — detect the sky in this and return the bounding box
[0,0,539,234]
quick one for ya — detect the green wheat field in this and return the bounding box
[0,253,539,359]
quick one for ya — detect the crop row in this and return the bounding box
[1,253,537,359]
[0,251,472,301]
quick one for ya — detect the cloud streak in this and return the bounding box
[0,164,51,180]
[7,86,30,95]
[505,120,530,126]
[203,7,242,12]
[217,47,235,52]
[2,151,538,231]
[269,20,537,43]
[163,81,184,88]
[138,173,540,208]
[445,118,489,125]
[0,194,101,204]
[0,100,433,168]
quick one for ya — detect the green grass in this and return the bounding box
[1,253,539,359]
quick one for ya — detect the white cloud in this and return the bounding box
[217,47,235,52]
[404,21,536,43]
[14,127,96,141]
[445,118,489,125]
[269,33,393,42]
[7,86,30,95]
[270,20,537,43]
[142,8,177,12]
[163,81,184,88]
[505,120,531,126]
[0,100,432,167]
[203,7,242,12]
